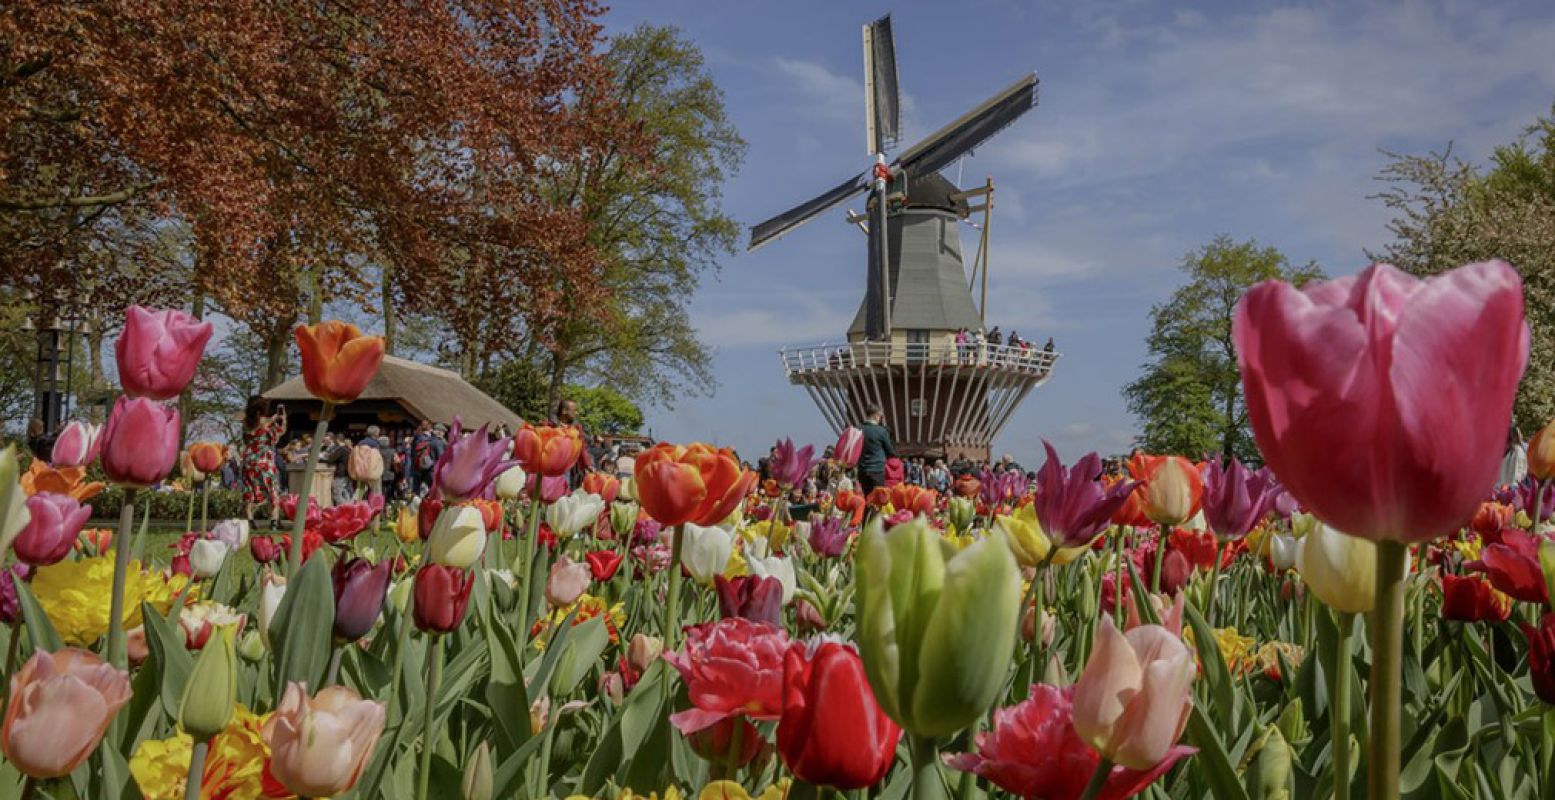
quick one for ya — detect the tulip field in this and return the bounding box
[0,260,1551,800]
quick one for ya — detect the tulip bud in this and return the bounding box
[545,555,591,608]
[529,696,550,736]
[179,626,237,740]
[680,523,735,585]
[50,421,102,468]
[619,477,638,502]
[190,538,231,579]
[259,571,286,648]
[1269,533,1298,571]
[427,505,487,568]
[13,492,91,566]
[209,519,249,551]
[494,465,528,501]
[947,496,975,534]
[1142,456,1203,527]
[0,447,30,559]
[610,501,639,539]
[462,741,494,800]
[394,506,420,544]
[1295,522,1410,614]
[855,516,1021,738]
[1276,698,1307,746]
[1244,724,1294,800]
[627,634,663,673]
[388,577,413,614]
[1540,539,1555,618]
[413,564,474,634]
[100,396,181,487]
[238,630,266,661]
[1530,418,1555,481]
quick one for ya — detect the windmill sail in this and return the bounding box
[862,14,902,156]
[748,170,870,251]
[896,73,1038,176]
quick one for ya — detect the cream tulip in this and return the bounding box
[1295,521,1410,614]
[494,465,528,501]
[189,538,231,579]
[1072,618,1194,770]
[680,523,734,585]
[746,553,797,604]
[427,504,487,569]
[546,489,605,538]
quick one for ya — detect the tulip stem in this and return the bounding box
[1205,540,1227,627]
[1150,531,1166,593]
[107,489,138,669]
[417,635,445,800]
[1078,757,1113,800]
[200,479,211,535]
[908,735,947,800]
[324,645,344,687]
[665,524,686,651]
[287,407,333,574]
[1112,529,1127,627]
[1332,611,1354,800]
[518,475,543,640]
[184,739,210,800]
[1368,540,1407,800]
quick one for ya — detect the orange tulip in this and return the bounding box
[1,648,131,778]
[634,443,756,527]
[263,682,386,798]
[889,484,938,516]
[189,441,226,474]
[75,528,113,554]
[294,321,386,405]
[834,490,866,526]
[1531,418,1555,481]
[1131,455,1203,527]
[581,471,621,503]
[512,424,585,477]
[20,461,104,502]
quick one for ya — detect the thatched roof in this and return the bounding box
[262,355,522,430]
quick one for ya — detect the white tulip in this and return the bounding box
[259,572,287,648]
[680,523,734,585]
[190,538,231,579]
[1269,533,1298,571]
[495,465,529,501]
[427,504,487,568]
[747,553,797,604]
[546,489,606,538]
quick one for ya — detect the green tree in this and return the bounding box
[1373,105,1555,433]
[1124,236,1324,461]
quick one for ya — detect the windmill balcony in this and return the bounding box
[779,340,1058,375]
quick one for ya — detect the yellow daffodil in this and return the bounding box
[130,705,274,799]
[699,778,790,800]
[1451,536,1483,562]
[30,557,191,646]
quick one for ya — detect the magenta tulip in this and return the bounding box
[1200,459,1279,541]
[770,438,821,488]
[432,418,516,502]
[12,493,91,566]
[1032,441,1136,547]
[114,306,213,401]
[1234,262,1527,543]
[99,396,180,487]
[49,421,101,468]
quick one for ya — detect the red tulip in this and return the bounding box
[688,717,764,769]
[585,549,623,581]
[1235,262,1528,542]
[947,684,1193,800]
[1524,613,1555,704]
[294,321,385,405]
[635,443,756,527]
[663,618,787,734]
[115,306,213,401]
[1440,574,1512,622]
[834,427,863,468]
[417,496,442,541]
[777,641,900,790]
[412,564,473,634]
[1467,530,1549,605]
[12,493,91,566]
[714,575,783,626]
[99,396,180,487]
[250,536,283,564]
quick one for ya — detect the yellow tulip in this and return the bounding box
[1295,521,1409,614]
[994,505,1089,567]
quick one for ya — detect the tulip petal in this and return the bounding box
[1072,617,1143,755]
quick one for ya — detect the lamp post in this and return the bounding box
[21,287,84,438]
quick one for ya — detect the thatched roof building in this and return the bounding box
[262,355,521,437]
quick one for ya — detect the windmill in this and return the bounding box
[754,14,1059,461]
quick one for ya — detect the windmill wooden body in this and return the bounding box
[751,14,1057,462]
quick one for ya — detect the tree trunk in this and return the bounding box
[86,317,104,423]
[381,265,396,356]
[263,322,290,391]
[1221,385,1236,461]
[545,350,567,415]
[307,264,324,325]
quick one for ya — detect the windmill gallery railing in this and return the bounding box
[776,341,1059,455]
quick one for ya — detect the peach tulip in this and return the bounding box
[188,441,226,475]
[263,682,387,798]
[1072,617,1194,770]
[512,424,585,478]
[1,648,131,778]
[294,321,386,405]
[545,554,591,608]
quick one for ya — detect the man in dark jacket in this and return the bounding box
[857,405,896,496]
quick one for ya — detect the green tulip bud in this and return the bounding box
[610,501,639,539]
[179,626,237,740]
[389,577,413,614]
[1275,698,1307,746]
[1078,569,1097,620]
[462,740,493,800]
[237,630,266,662]
[947,496,976,536]
[1243,724,1293,800]
[856,515,1021,739]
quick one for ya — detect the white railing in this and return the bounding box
[778,340,1060,375]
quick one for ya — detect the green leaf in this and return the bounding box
[140,601,195,718]
[1185,602,1237,728]
[549,614,610,696]
[1186,704,1252,800]
[271,555,336,695]
[579,660,672,795]
[485,605,532,754]
[12,572,63,653]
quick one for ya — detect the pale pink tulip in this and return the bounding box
[100,395,180,487]
[49,421,101,468]
[546,555,591,608]
[1,648,131,778]
[115,305,213,401]
[263,682,386,798]
[834,427,864,468]
[1234,261,1527,542]
[1072,618,1194,770]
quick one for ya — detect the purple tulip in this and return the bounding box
[714,575,784,625]
[100,395,180,487]
[1200,459,1279,541]
[332,557,392,642]
[115,305,213,401]
[807,516,851,557]
[632,517,663,546]
[1031,440,1136,548]
[431,417,517,502]
[12,493,92,566]
[0,565,31,624]
[770,438,821,488]
[980,469,1030,507]
[1498,478,1555,522]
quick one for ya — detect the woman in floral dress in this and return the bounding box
[242,397,286,527]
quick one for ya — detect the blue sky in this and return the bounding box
[602,0,1555,465]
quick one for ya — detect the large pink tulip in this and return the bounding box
[262,682,386,798]
[12,492,92,566]
[49,421,101,468]
[1,648,131,778]
[114,306,213,401]
[1234,262,1527,543]
[100,395,180,487]
[1072,618,1193,771]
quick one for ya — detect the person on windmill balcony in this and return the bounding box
[987,326,1003,365]
[857,405,897,497]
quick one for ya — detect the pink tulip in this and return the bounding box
[545,555,591,608]
[539,475,569,504]
[262,682,386,798]
[99,395,180,487]
[1234,262,1527,542]
[114,305,213,401]
[49,421,101,468]
[1,648,131,778]
[1072,618,1194,771]
[834,427,864,468]
[12,492,92,566]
